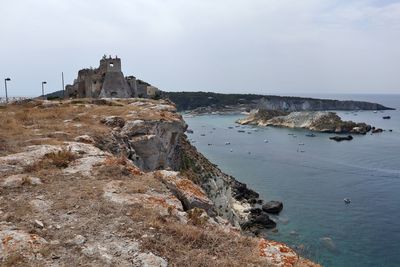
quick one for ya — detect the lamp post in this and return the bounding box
[41,81,47,99]
[4,78,11,104]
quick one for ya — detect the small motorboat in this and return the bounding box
[225,142,231,145]
[298,143,305,146]
[264,139,268,143]
[238,130,245,133]
[200,134,206,136]
[383,116,391,120]
[344,198,351,204]
[305,133,316,137]
[228,126,234,129]
[186,129,194,134]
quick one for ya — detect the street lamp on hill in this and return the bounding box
[4,78,11,103]
[42,81,47,98]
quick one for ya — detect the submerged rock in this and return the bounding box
[329,135,353,142]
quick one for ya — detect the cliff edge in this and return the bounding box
[0,99,319,267]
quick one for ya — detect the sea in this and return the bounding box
[183,94,400,267]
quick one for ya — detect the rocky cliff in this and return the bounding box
[257,96,393,111]
[0,99,319,267]
[164,91,394,112]
[238,109,372,134]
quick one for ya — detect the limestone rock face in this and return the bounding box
[0,99,319,266]
[120,119,186,171]
[157,170,214,214]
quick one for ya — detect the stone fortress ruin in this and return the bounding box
[66,55,159,99]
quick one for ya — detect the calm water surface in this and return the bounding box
[184,95,400,267]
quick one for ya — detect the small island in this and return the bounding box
[238,109,372,134]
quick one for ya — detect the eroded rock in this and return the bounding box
[158,170,214,214]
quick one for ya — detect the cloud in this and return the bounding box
[0,0,399,96]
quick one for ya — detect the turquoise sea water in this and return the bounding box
[184,95,400,267]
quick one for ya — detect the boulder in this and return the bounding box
[262,201,283,214]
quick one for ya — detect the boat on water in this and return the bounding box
[264,139,268,143]
[225,142,231,145]
[305,133,316,137]
[186,129,194,134]
[200,134,206,136]
[344,198,351,204]
[238,130,245,133]
[383,116,391,119]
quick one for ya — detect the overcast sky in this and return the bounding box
[1,0,399,97]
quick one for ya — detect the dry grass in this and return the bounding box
[23,149,78,172]
[125,205,264,267]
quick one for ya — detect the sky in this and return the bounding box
[1,0,400,97]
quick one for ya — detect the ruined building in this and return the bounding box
[65,56,159,99]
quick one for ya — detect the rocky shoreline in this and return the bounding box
[0,99,319,266]
[238,109,374,134]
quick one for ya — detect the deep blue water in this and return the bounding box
[184,94,400,267]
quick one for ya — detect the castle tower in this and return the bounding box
[99,56,132,98]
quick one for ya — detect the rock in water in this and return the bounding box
[320,237,337,253]
[262,201,283,214]
[329,135,353,142]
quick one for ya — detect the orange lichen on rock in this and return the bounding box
[258,239,299,267]
[175,179,208,199]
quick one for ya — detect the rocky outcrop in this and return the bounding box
[0,98,319,267]
[239,110,372,134]
[262,201,284,214]
[257,96,393,111]
[165,91,394,112]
